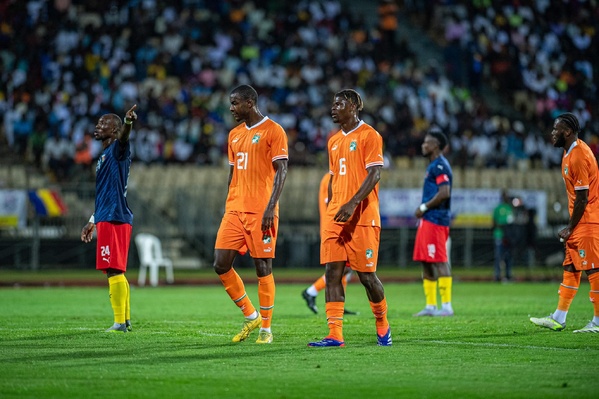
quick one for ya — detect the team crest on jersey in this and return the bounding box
[263,236,272,244]
[96,154,106,172]
[366,249,373,259]
[349,140,357,151]
[252,134,261,144]
[564,166,568,176]
[579,249,586,258]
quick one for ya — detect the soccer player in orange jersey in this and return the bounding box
[213,85,288,344]
[308,89,391,347]
[530,113,599,333]
[301,172,356,315]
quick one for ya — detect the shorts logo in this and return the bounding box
[264,248,272,253]
[263,236,272,244]
[427,244,436,258]
[366,249,373,259]
[252,134,261,144]
[579,249,586,258]
[349,141,357,152]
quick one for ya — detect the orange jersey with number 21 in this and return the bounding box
[225,117,289,215]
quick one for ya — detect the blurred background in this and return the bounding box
[1,0,597,279]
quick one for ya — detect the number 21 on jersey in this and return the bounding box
[236,152,248,169]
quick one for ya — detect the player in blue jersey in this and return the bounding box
[412,127,454,317]
[81,104,137,333]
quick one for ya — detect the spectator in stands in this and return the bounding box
[493,190,514,282]
[43,131,75,182]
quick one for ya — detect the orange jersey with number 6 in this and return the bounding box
[562,139,599,225]
[326,121,384,227]
[225,117,288,214]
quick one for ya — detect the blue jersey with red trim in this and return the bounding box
[94,140,133,225]
[421,155,452,227]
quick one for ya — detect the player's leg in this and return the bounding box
[106,269,128,332]
[414,262,438,316]
[436,261,453,316]
[255,257,275,343]
[302,274,325,314]
[574,269,599,333]
[308,261,346,347]
[531,264,580,331]
[214,248,260,342]
[341,267,357,315]
[357,271,391,346]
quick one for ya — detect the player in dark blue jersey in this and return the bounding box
[412,127,454,317]
[81,104,137,333]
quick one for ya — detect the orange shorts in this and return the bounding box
[563,223,599,271]
[320,222,380,272]
[215,211,278,258]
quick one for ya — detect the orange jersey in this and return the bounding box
[225,117,289,214]
[318,172,330,227]
[326,121,384,227]
[562,139,599,225]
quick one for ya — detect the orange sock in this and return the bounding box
[557,271,581,311]
[258,274,275,329]
[314,275,326,292]
[588,272,599,317]
[369,298,389,336]
[325,302,345,341]
[218,268,255,317]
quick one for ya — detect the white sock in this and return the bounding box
[246,311,259,320]
[425,305,437,311]
[260,327,271,333]
[592,316,599,325]
[442,303,453,312]
[552,310,567,324]
[306,286,319,297]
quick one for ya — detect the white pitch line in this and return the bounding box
[411,339,593,351]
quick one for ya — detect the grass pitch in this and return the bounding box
[1,280,598,398]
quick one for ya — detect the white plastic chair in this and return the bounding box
[135,233,174,287]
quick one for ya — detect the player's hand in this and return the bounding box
[261,208,275,233]
[415,208,424,218]
[125,104,138,122]
[558,226,571,243]
[81,222,95,243]
[334,202,357,223]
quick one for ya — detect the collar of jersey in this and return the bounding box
[342,120,364,136]
[245,116,269,130]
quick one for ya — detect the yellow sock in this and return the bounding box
[124,276,131,321]
[423,279,438,307]
[108,274,127,324]
[258,274,275,329]
[438,276,452,304]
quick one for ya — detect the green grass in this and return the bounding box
[1,281,598,398]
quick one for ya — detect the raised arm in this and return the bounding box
[118,104,138,144]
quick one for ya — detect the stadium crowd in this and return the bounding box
[1,0,596,183]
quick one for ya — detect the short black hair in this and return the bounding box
[557,112,581,134]
[335,89,363,111]
[427,126,448,150]
[231,85,258,103]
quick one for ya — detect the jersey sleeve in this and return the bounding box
[363,129,384,169]
[227,132,235,166]
[570,147,590,191]
[270,124,289,162]
[433,163,451,186]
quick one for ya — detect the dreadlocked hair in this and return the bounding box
[557,112,581,134]
[335,89,363,111]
